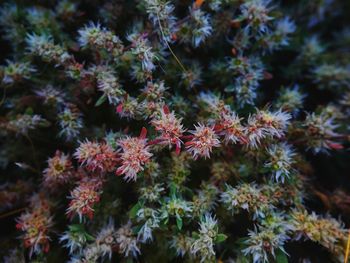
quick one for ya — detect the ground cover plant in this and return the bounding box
[0,0,350,262]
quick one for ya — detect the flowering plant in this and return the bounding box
[0,0,350,262]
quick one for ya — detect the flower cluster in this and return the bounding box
[128,33,158,73]
[190,214,224,262]
[264,143,296,183]
[2,114,48,136]
[192,183,219,216]
[15,195,53,258]
[74,140,118,173]
[218,111,246,144]
[1,0,349,262]
[1,60,36,85]
[239,0,274,34]
[78,22,124,56]
[60,224,94,255]
[275,85,305,114]
[290,210,347,257]
[185,123,220,159]
[116,129,153,181]
[115,222,141,257]
[303,111,340,153]
[144,0,177,42]
[163,195,193,228]
[67,179,103,221]
[95,65,125,105]
[221,183,274,219]
[187,7,212,48]
[58,104,84,141]
[151,106,185,152]
[25,33,72,66]
[135,207,160,243]
[245,109,291,148]
[43,151,74,187]
[242,226,289,263]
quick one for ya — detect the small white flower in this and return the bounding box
[116,222,141,258]
[242,226,289,263]
[96,220,117,260]
[264,143,296,183]
[136,208,160,243]
[190,8,212,47]
[190,214,218,263]
[303,112,340,153]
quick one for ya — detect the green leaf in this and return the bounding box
[182,186,194,197]
[275,249,288,263]
[129,202,142,218]
[25,107,34,115]
[69,224,84,232]
[162,216,169,225]
[95,94,107,107]
[191,231,199,239]
[215,233,228,243]
[170,183,177,197]
[176,216,183,230]
[85,233,95,241]
[132,225,142,235]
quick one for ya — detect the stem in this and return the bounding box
[0,86,7,107]
[24,134,40,171]
[0,207,25,219]
[345,229,350,263]
[156,12,187,73]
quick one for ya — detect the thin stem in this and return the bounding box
[0,86,8,107]
[24,134,40,171]
[156,12,187,73]
[345,229,350,263]
[0,207,25,219]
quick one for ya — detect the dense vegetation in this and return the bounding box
[1,0,350,262]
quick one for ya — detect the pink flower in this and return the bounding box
[218,112,246,144]
[185,123,220,159]
[244,109,291,148]
[115,95,139,119]
[66,178,102,221]
[43,151,74,187]
[74,140,118,173]
[116,128,153,181]
[151,106,186,154]
[16,195,53,258]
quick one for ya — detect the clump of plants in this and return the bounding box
[1,0,350,262]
